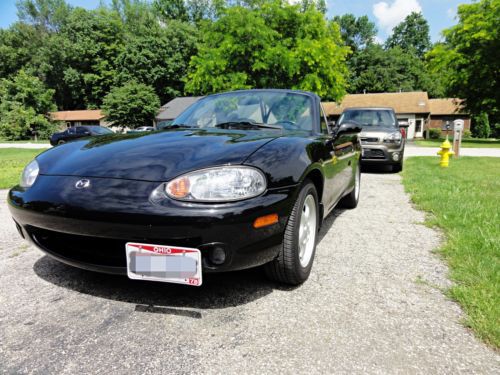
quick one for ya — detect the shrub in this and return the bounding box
[472,112,490,138]
[462,130,472,139]
[428,128,441,139]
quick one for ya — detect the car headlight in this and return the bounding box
[165,166,266,202]
[383,131,402,144]
[20,159,39,188]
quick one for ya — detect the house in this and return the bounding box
[322,92,470,139]
[50,110,107,128]
[428,98,471,136]
[156,96,204,125]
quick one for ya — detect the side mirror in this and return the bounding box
[335,122,362,136]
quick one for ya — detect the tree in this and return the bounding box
[385,12,431,58]
[185,0,349,100]
[16,0,71,31]
[349,44,444,96]
[53,7,125,109]
[427,0,499,128]
[332,14,377,53]
[114,20,198,104]
[472,113,491,138]
[0,70,57,140]
[102,82,160,129]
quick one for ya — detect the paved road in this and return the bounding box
[1,174,498,374]
[404,143,500,158]
[0,143,51,149]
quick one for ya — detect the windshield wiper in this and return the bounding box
[215,121,282,130]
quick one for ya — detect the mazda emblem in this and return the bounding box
[75,179,91,189]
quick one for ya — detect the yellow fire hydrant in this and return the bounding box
[437,138,454,167]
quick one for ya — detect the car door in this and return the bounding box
[320,105,359,211]
[75,127,90,139]
[317,104,349,211]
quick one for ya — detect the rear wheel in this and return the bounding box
[265,181,319,285]
[339,162,361,209]
[57,140,66,145]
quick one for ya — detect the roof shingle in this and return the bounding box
[50,110,105,121]
[323,92,430,116]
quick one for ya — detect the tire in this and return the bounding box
[57,140,66,145]
[339,161,361,209]
[264,181,319,285]
[392,162,403,173]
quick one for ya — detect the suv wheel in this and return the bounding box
[265,181,319,285]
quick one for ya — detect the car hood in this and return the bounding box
[37,129,279,182]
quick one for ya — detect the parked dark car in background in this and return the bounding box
[338,107,406,172]
[50,126,114,146]
[9,89,361,286]
[127,126,155,134]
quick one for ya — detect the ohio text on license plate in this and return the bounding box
[125,243,202,286]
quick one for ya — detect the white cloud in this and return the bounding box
[373,0,422,34]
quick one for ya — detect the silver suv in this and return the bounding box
[338,107,405,172]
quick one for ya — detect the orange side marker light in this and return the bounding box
[253,213,279,228]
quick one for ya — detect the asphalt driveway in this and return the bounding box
[1,173,498,374]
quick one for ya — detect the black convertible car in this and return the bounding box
[8,89,361,286]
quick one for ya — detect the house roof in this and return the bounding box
[50,110,105,121]
[157,96,204,120]
[323,92,430,116]
[428,98,466,115]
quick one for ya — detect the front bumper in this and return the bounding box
[360,143,404,165]
[8,175,297,274]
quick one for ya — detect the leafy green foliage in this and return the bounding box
[332,14,377,53]
[186,1,349,100]
[102,82,160,129]
[115,20,198,104]
[428,128,441,139]
[0,70,57,140]
[472,113,491,139]
[427,0,499,126]
[385,12,431,58]
[349,44,444,96]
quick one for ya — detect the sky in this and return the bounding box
[0,0,472,42]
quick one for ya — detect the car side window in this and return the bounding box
[319,105,328,134]
[76,127,87,134]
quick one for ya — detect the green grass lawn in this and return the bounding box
[0,148,44,189]
[402,157,500,348]
[415,138,500,148]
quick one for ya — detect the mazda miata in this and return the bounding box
[8,89,362,286]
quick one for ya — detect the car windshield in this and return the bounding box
[91,127,114,134]
[339,109,396,127]
[172,91,314,133]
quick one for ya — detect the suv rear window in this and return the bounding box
[339,109,396,127]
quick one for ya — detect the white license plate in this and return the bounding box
[125,242,202,286]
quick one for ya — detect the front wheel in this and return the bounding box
[339,161,361,209]
[264,181,319,285]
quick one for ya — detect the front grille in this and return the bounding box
[360,137,379,144]
[362,149,386,159]
[28,227,201,268]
